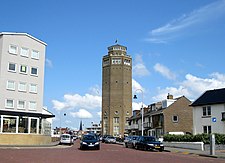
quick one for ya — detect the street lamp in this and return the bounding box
[133,89,144,136]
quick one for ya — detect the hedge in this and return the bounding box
[163,133,225,144]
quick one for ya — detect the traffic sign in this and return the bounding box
[212,117,216,122]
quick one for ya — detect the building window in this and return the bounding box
[9,45,18,54]
[203,126,211,134]
[124,59,131,65]
[18,117,29,133]
[3,116,17,133]
[222,112,225,121]
[31,50,39,59]
[114,117,119,124]
[28,101,37,110]
[6,80,15,90]
[31,67,38,76]
[113,126,119,136]
[20,65,27,74]
[172,115,178,122]
[17,100,26,110]
[8,63,16,72]
[29,84,37,93]
[5,99,14,108]
[18,82,26,92]
[115,111,119,115]
[112,58,122,64]
[20,47,29,57]
[30,118,38,134]
[203,106,211,116]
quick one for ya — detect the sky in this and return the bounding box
[1,0,225,130]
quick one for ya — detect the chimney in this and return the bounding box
[167,93,173,99]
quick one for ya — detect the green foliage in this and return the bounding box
[163,133,225,144]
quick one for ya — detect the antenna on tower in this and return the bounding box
[115,39,118,44]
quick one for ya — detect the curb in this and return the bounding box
[0,141,60,148]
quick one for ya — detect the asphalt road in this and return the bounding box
[0,140,224,163]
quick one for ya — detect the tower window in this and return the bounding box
[112,58,121,64]
[114,117,119,123]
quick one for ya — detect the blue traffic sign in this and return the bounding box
[212,117,216,122]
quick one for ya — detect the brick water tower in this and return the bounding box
[102,44,132,137]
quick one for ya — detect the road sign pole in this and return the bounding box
[210,133,215,155]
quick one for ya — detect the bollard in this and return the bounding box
[210,133,215,155]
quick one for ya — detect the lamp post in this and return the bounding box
[133,89,144,136]
[59,112,66,135]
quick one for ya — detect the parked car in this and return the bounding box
[59,134,74,145]
[126,136,139,148]
[101,135,111,143]
[105,136,116,144]
[135,136,164,152]
[124,136,131,147]
[80,134,100,150]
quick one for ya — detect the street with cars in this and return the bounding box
[0,136,225,163]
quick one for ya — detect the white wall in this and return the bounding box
[193,104,225,134]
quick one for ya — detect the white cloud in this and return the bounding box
[132,102,147,111]
[52,93,101,111]
[133,54,150,77]
[45,58,53,68]
[52,100,69,111]
[132,79,145,93]
[154,63,176,80]
[64,94,101,109]
[89,85,101,96]
[152,72,225,101]
[70,109,93,119]
[97,111,101,119]
[147,0,225,43]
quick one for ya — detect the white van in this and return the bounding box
[60,134,74,145]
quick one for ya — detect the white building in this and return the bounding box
[0,32,54,145]
[191,88,225,135]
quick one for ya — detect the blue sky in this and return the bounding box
[1,0,225,130]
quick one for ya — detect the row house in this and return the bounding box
[190,88,225,135]
[127,94,193,138]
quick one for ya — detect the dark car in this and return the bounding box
[126,136,139,148]
[135,136,164,152]
[80,134,100,150]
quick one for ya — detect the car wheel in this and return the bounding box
[144,146,148,151]
[135,145,138,150]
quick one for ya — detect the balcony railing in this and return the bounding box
[143,122,152,128]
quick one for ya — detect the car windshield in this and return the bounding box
[144,137,155,142]
[61,135,70,138]
[83,135,97,140]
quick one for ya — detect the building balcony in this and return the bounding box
[143,122,152,129]
[128,124,138,130]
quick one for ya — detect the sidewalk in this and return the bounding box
[164,146,225,159]
[117,141,225,159]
